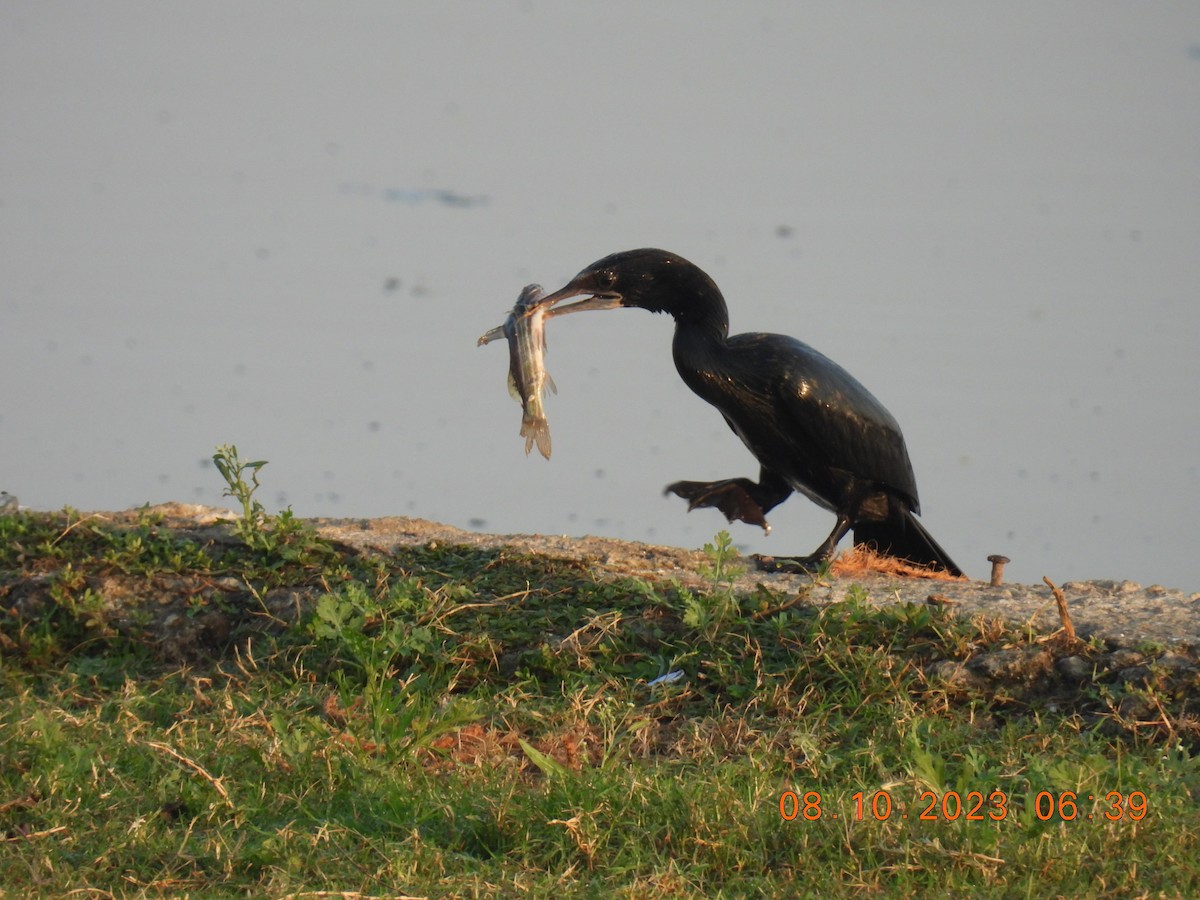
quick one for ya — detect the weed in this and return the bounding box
[211,443,339,573]
[699,529,744,588]
[212,443,270,539]
[308,579,477,752]
[680,530,748,639]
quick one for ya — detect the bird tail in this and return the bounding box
[852,511,963,577]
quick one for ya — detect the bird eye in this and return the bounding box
[598,269,618,291]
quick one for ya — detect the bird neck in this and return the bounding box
[670,306,734,401]
[669,286,730,344]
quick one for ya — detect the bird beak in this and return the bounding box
[539,280,624,318]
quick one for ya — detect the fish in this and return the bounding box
[478,284,557,459]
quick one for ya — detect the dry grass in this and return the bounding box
[831,545,966,581]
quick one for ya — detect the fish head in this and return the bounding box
[513,283,546,311]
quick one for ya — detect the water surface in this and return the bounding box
[3,3,1198,591]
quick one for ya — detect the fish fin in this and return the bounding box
[520,416,552,460]
[506,372,522,404]
[535,424,551,459]
[478,324,505,346]
[546,371,557,395]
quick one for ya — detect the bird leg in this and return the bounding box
[664,468,792,534]
[752,512,853,574]
[664,478,772,532]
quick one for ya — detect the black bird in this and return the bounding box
[540,248,962,576]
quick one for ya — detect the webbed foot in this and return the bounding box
[664,479,770,533]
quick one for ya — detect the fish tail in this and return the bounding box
[521,415,552,460]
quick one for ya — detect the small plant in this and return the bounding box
[212,444,270,544]
[310,580,439,750]
[814,556,835,580]
[211,444,336,570]
[699,529,745,589]
[681,530,746,638]
[844,582,871,605]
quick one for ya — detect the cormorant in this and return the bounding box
[540,248,962,576]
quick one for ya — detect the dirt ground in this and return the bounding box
[7,503,1200,739]
[288,507,1198,652]
[88,502,1194,653]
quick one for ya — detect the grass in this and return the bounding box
[2,462,1200,896]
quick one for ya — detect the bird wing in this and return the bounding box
[726,334,921,511]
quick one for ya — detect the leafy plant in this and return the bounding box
[211,443,337,571]
[212,444,270,545]
[699,529,745,588]
[310,580,443,750]
[681,530,746,638]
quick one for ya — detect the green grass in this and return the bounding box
[3,505,1199,897]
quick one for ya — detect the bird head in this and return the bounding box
[541,248,725,323]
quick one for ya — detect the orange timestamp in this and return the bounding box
[778,789,1148,823]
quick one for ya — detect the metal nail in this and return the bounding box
[986,554,1010,587]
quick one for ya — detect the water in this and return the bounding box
[3,3,1199,592]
